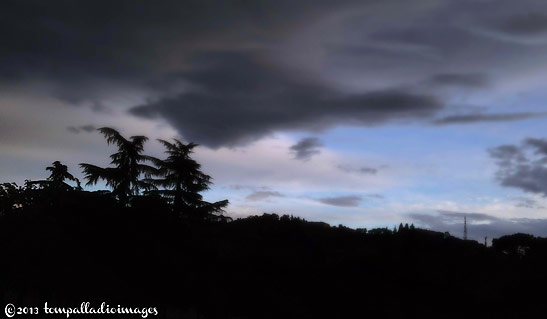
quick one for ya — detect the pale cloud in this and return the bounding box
[0,92,178,184]
[194,135,400,193]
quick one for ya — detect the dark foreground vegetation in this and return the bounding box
[2,128,547,318]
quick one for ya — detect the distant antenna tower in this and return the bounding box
[484,236,488,247]
[463,216,467,240]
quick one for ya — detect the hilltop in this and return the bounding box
[2,191,547,318]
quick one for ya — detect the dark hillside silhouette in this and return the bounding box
[2,129,547,318]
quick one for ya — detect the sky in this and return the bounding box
[2,0,547,242]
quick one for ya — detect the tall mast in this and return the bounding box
[464,216,467,240]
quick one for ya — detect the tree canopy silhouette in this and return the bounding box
[146,139,229,221]
[76,128,228,220]
[79,127,157,203]
[46,161,81,190]
[24,161,81,192]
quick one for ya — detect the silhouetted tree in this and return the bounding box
[79,127,157,204]
[25,161,80,191]
[146,139,228,221]
[46,161,81,190]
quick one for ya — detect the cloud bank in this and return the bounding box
[318,195,362,207]
[3,1,547,148]
[489,138,547,196]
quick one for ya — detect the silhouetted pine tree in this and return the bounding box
[46,161,81,190]
[26,161,80,191]
[79,127,157,204]
[146,139,228,221]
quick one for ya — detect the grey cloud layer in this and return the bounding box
[290,137,323,161]
[433,113,544,125]
[66,125,96,134]
[427,73,490,88]
[495,13,547,35]
[246,191,285,201]
[130,52,442,147]
[514,197,545,209]
[3,1,547,147]
[318,195,362,207]
[490,138,547,196]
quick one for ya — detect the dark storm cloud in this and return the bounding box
[0,0,344,103]
[130,52,442,147]
[290,138,323,161]
[0,1,163,102]
[433,112,544,125]
[0,0,444,148]
[3,0,547,147]
[409,210,547,241]
[495,13,547,35]
[318,195,362,207]
[66,125,96,134]
[489,138,547,196]
[428,73,489,88]
[246,191,285,202]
